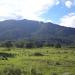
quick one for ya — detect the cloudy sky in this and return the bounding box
[0,0,75,28]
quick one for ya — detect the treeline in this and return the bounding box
[0,40,62,48]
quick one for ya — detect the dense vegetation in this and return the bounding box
[0,47,75,75]
[0,40,62,48]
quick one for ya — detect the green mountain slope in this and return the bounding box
[0,19,75,45]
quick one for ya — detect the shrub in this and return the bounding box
[52,72,57,75]
[0,52,15,58]
[31,68,42,75]
[56,62,61,65]
[2,66,22,75]
[33,52,44,56]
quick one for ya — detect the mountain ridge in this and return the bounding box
[0,19,75,45]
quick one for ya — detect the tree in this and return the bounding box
[55,43,61,48]
[25,42,34,48]
[1,41,13,48]
[44,42,54,47]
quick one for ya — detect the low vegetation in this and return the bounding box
[0,47,74,75]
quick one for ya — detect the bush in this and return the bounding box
[2,66,22,75]
[0,52,15,58]
[52,72,57,75]
[31,68,42,75]
[33,52,44,56]
[56,62,61,65]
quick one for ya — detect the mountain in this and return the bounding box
[0,19,75,45]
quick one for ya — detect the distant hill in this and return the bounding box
[0,19,75,45]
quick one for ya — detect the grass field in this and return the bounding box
[0,47,75,75]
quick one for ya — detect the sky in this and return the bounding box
[0,0,75,28]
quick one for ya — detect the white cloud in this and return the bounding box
[0,0,58,21]
[56,0,60,5]
[59,13,75,28]
[59,0,75,8]
[44,19,53,23]
[65,0,72,8]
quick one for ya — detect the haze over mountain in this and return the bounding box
[0,19,75,45]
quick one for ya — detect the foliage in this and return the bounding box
[0,41,13,48]
[1,66,22,75]
[33,52,44,56]
[55,43,61,48]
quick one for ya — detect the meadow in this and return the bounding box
[0,47,75,75]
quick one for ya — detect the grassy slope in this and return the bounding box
[0,47,75,75]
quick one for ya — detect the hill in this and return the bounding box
[0,19,75,45]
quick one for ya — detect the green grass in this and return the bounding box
[0,47,75,75]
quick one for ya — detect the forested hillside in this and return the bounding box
[0,19,75,46]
